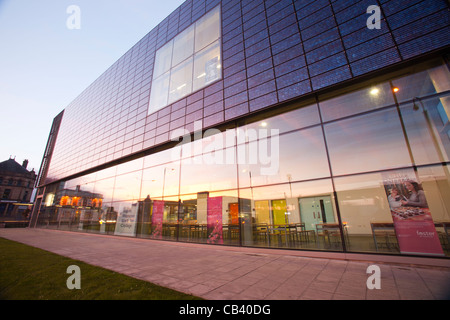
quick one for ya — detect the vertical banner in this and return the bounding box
[151,200,165,239]
[207,197,223,244]
[114,204,138,237]
[229,203,239,225]
[272,199,287,225]
[383,172,443,256]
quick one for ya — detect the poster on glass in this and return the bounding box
[383,171,443,256]
[114,203,138,237]
[151,200,164,239]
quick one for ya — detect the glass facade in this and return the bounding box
[34,59,450,258]
[149,5,222,114]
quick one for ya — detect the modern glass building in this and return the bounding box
[31,0,450,259]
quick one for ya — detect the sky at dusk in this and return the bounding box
[0,0,184,172]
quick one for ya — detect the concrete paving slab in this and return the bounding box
[1,228,450,300]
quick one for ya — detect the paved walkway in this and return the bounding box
[1,228,449,300]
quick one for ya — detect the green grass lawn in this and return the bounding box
[0,237,203,300]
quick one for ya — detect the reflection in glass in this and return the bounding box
[35,58,450,257]
[136,195,179,241]
[238,127,330,187]
[112,171,142,201]
[141,162,180,199]
[319,82,395,122]
[149,71,170,113]
[392,62,450,104]
[193,41,221,92]
[180,153,237,195]
[149,5,221,114]
[335,167,449,256]
[416,165,450,224]
[153,41,173,78]
[400,96,450,166]
[172,25,195,67]
[95,166,117,181]
[116,158,144,175]
[64,173,96,190]
[325,108,411,175]
[94,177,115,203]
[180,128,236,159]
[240,104,321,141]
[239,179,339,250]
[168,57,193,104]
[195,6,220,51]
[178,190,240,246]
[35,180,107,234]
[334,171,398,253]
[143,146,181,168]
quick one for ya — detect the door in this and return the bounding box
[272,199,287,225]
[299,196,334,230]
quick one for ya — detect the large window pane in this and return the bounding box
[143,146,181,168]
[135,195,179,241]
[392,61,450,104]
[116,158,143,175]
[325,108,412,175]
[193,40,221,92]
[149,5,221,115]
[64,172,96,190]
[239,179,339,250]
[334,171,396,254]
[94,177,115,203]
[172,25,195,67]
[335,168,449,256]
[239,103,321,142]
[417,165,450,257]
[178,190,240,246]
[417,164,450,224]
[180,128,236,160]
[95,166,117,181]
[168,57,193,105]
[141,162,180,199]
[153,41,173,78]
[238,126,330,187]
[149,71,170,114]
[112,171,142,201]
[400,95,450,166]
[319,82,395,122]
[195,6,220,51]
[180,151,237,195]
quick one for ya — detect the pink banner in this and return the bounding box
[207,197,223,244]
[391,207,443,255]
[384,176,443,256]
[151,200,164,239]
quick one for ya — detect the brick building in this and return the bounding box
[0,158,36,222]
